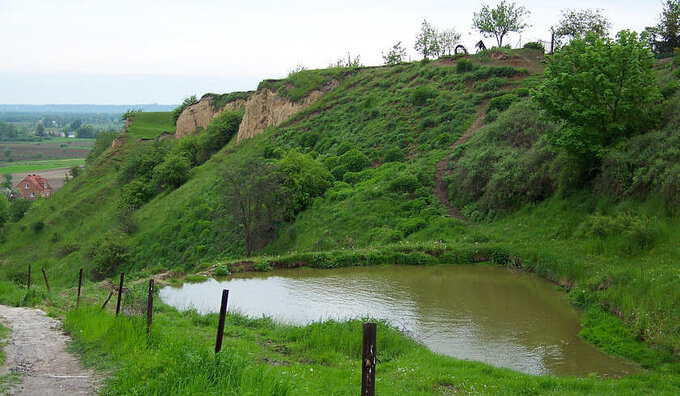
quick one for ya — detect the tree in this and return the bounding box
[75,124,96,138]
[414,20,440,59]
[438,28,462,56]
[35,123,45,137]
[534,31,661,169]
[220,157,289,257]
[553,9,611,45]
[382,41,407,65]
[1,174,11,190]
[472,1,530,47]
[647,0,680,54]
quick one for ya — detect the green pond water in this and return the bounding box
[159,264,639,377]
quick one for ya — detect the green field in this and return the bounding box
[126,112,176,138]
[0,158,84,174]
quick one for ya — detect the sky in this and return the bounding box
[0,0,664,104]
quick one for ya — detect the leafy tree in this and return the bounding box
[647,0,680,54]
[554,9,611,45]
[35,123,45,137]
[534,31,661,170]
[277,150,332,214]
[75,124,96,138]
[472,1,530,47]
[382,41,407,65]
[172,95,199,124]
[1,174,11,190]
[414,20,440,59]
[220,157,288,257]
[121,109,141,121]
[68,119,83,132]
[438,28,462,56]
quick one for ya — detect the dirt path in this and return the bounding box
[0,306,96,396]
[433,101,489,223]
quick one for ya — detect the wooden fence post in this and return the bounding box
[41,267,50,292]
[76,268,83,307]
[362,322,377,396]
[146,279,154,335]
[27,264,31,290]
[214,289,229,354]
[115,272,124,316]
[101,289,114,311]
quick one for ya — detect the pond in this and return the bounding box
[159,264,638,377]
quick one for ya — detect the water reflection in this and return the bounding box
[160,264,638,377]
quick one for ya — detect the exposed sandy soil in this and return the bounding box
[12,167,79,191]
[0,306,96,396]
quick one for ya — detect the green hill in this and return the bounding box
[2,47,680,393]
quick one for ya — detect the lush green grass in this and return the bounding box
[60,294,680,396]
[127,112,176,138]
[0,158,85,173]
[1,50,680,393]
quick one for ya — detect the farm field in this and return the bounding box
[0,158,84,174]
[0,139,93,163]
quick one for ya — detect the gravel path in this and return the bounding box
[0,305,96,396]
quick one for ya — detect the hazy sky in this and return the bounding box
[0,0,664,104]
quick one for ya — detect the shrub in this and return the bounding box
[196,111,243,163]
[152,154,192,191]
[337,149,370,173]
[456,58,474,73]
[119,179,155,211]
[411,86,437,106]
[389,174,419,193]
[86,234,131,280]
[278,150,332,213]
[31,220,44,233]
[383,146,405,163]
[9,199,32,222]
[487,94,518,113]
[523,41,545,52]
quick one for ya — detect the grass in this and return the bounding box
[0,158,85,173]
[0,50,679,393]
[59,295,680,395]
[126,112,176,138]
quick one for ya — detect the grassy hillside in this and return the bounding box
[2,48,680,393]
[126,112,176,138]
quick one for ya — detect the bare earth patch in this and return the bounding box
[0,306,96,396]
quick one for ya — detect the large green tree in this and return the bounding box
[647,0,680,54]
[534,31,661,168]
[472,1,530,47]
[553,9,611,45]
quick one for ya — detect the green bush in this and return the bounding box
[196,111,243,164]
[152,154,191,191]
[456,58,474,73]
[337,149,370,173]
[411,86,437,105]
[389,174,419,193]
[9,199,31,222]
[523,42,545,52]
[119,179,155,211]
[85,131,120,166]
[382,146,405,163]
[278,150,332,213]
[85,234,131,280]
[32,220,44,233]
[487,94,518,113]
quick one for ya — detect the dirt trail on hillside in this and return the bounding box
[433,101,489,223]
[0,305,96,396]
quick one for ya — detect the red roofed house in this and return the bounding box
[15,174,52,200]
